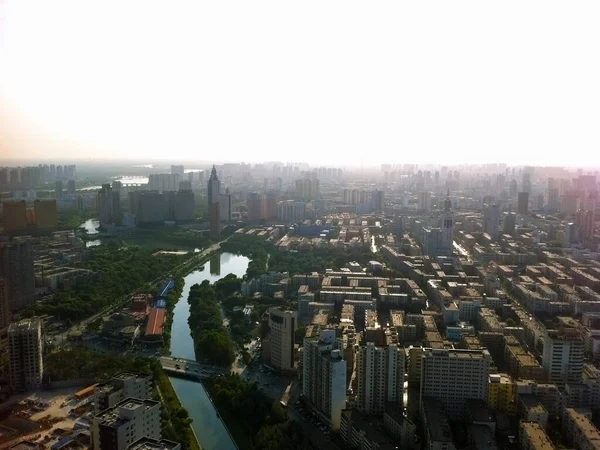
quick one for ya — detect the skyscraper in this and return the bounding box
[267,308,297,373]
[356,343,405,416]
[503,211,516,235]
[55,180,63,201]
[34,199,58,229]
[0,240,35,311]
[420,348,491,420]
[67,179,76,195]
[483,204,500,240]
[518,192,529,215]
[9,318,44,391]
[0,277,11,329]
[208,165,222,239]
[417,191,431,212]
[1,200,27,232]
[302,329,347,430]
[171,165,185,176]
[97,184,121,227]
[439,190,454,256]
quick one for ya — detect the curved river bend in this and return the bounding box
[168,252,250,450]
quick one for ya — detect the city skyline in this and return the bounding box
[1,1,600,166]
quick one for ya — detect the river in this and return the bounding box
[168,252,250,450]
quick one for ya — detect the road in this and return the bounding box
[52,239,227,346]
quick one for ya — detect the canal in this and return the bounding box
[168,252,250,450]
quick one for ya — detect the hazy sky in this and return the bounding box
[1,1,599,166]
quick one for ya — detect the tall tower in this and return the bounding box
[208,165,221,239]
[207,165,221,205]
[440,190,454,256]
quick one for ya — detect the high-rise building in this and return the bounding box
[92,398,161,450]
[209,203,220,240]
[277,200,306,222]
[2,200,28,232]
[509,179,518,198]
[483,204,500,240]
[55,180,63,201]
[295,178,320,200]
[208,165,222,239]
[148,173,181,193]
[564,222,579,248]
[34,199,57,229]
[518,192,529,215]
[94,372,153,413]
[356,343,405,416]
[246,192,264,222]
[171,165,185,176]
[219,189,232,222]
[371,190,385,212]
[0,277,11,329]
[97,184,122,227]
[302,329,347,430]
[207,165,221,206]
[267,308,297,373]
[178,180,192,192]
[9,318,44,392]
[0,240,35,311]
[542,328,584,386]
[418,191,431,212]
[439,191,454,256]
[503,211,516,235]
[420,348,491,420]
[67,179,76,195]
[421,227,444,257]
[548,178,560,211]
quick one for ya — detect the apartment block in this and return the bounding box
[8,318,44,392]
[0,240,35,311]
[356,343,404,416]
[520,421,555,450]
[94,372,153,413]
[92,398,161,450]
[302,329,347,430]
[267,308,297,372]
[562,408,600,450]
[488,373,517,413]
[420,348,491,420]
[542,327,585,386]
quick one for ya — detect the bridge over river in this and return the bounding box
[159,356,228,380]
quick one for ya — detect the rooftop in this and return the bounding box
[520,422,555,450]
[127,437,181,450]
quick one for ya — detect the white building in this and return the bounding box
[356,343,405,416]
[420,348,491,420]
[8,318,44,392]
[542,329,585,386]
[92,398,161,450]
[277,200,306,222]
[302,329,347,430]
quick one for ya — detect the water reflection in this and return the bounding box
[209,252,221,276]
[169,253,249,450]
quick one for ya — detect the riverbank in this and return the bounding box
[168,252,250,450]
[161,249,220,354]
[155,370,202,450]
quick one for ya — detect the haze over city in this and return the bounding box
[1,0,600,166]
[2,3,600,450]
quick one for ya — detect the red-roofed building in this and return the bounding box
[143,308,166,344]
